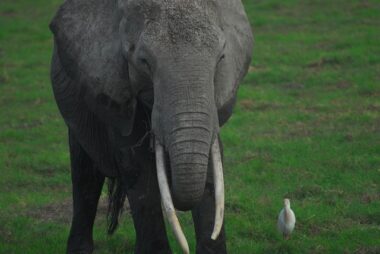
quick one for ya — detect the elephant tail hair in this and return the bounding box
[107,176,128,234]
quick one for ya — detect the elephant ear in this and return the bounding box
[50,0,136,136]
[214,0,253,126]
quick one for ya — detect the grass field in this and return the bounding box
[0,0,379,253]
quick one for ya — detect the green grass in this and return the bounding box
[1,0,379,253]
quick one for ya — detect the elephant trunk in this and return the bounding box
[153,65,225,251]
[167,102,213,210]
[152,66,218,210]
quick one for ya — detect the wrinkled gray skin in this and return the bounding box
[50,0,252,253]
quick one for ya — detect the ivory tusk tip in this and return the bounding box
[211,228,221,240]
[180,242,190,254]
[179,239,190,254]
[180,238,190,254]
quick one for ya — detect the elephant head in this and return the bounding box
[50,0,252,251]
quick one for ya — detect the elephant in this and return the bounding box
[49,0,253,253]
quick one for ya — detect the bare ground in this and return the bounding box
[26,196,130,224]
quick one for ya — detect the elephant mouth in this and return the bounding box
[155,137,225,254]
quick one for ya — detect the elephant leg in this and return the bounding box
[67,130,105,254]
[192,182,227,254]
[126,153,171,254]
[192,136,227,254]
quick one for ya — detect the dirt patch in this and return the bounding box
[0,227,14,243]
[281,83,305,90]
[0,10,17,17]
[257,195,272,206]
[355,246,380,254]
[300,223,322,236]
[239,99,282,112]
[225,201,244,213]
[314,40,334,50]
[361,193,380,204]
[287,186,346,202]
[27,198,73,224]
[299,217,357,237]
[239,99,254,110]
[349,211,380,226]
[0,74,8,85]
[285,185,323,200]
[0,62,9,85]
[282,121,315,139]
[306,57,348,69]
[26,197,129,224]
[336,81,352,89]
[253,103,282,111]
[358,89,380,97]
[28,164,70,178]
[0,181,58,193]
[0,120,44,131]
[366,104,380,112]
[0,115,60,132]
[353,0,373,10]
[40,168,57,177]
[241,150,273,164]
[248,65,267,73]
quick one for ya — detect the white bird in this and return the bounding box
[277,198,296,239]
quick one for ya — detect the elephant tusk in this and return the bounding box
[211,138,225,240]
[155,140,190,254]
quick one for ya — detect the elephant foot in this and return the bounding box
[196,237,227,254]
[66,236,94,254]
[67,252,93,254]
[67,248,93,254]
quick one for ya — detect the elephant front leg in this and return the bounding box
[126,155,172,254]
[67,130,105,254]
[192,136,227,254]
[192,182,227,254]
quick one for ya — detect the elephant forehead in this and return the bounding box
[122,0,218,21]
[149,3,220,53]
[124,0,220,51]
[165,4,218,42]
[163,0,217,19]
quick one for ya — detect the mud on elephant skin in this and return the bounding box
[50,0,253,253]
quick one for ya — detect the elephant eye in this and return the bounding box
[138,57,152,74]
[129,44,136,52]
[217,42,226,64]
[217,54,225,65]
[140,58,149,66]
